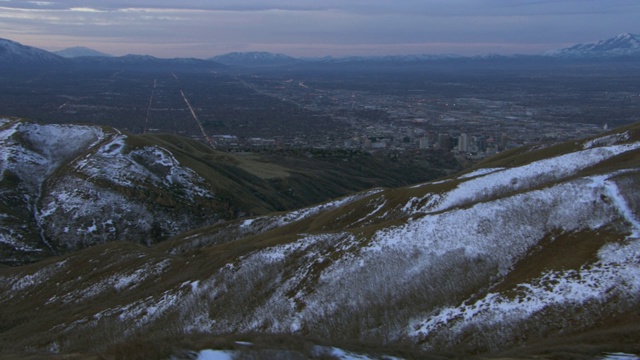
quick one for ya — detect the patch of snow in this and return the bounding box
[312,346,402,359]
[8,260,67,293]
[19,123,104,165]
[599,353,640,360]
[247,188,383,233]
[458,167,505,179]
[598,238,640,268]
[111,290,181,329]
[50,260,170,304]
[278,189,383,225]
[410,222,640,346]
[247,233,327,263]
[194,346,398,360]
[603,178,640,238]
[583,131,630,149]
[409,178,451,188]
[353,198,388,225]
[315,346,369,359]
[113,262,166,291]
[0,226,42,252]
[0,120,19,142]
[196,350,234,360]
[240,219,255,228]
[433,142,640,212]
[86,222,98,233]
[0,121,23,180]
[401,193,443,214]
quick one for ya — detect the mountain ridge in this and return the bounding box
[210,51,300,66]
[0,38,68,65]
[3,33,640,70]
[1,120,639,358]
[0,38,225,69]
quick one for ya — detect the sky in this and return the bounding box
[0,0,639,58]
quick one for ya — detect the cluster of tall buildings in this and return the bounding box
[418,132,509,156]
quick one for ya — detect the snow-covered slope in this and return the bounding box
[1,121,640,358]
[0,38,68,65]
[0,119,221,263]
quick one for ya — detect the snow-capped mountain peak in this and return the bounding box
[548,32,640,58]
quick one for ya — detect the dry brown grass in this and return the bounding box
[491,227,618,294]
[486,310,640,359]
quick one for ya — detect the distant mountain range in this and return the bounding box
[2,33,640,69]
[70,53,224,71]
[209,51,299,66]
[0,38,222,69]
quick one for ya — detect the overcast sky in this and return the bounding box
[1,0,639,58]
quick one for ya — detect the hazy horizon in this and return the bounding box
[0,1,638,58]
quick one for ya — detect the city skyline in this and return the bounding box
[0,0,639,58]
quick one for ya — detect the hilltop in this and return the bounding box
[1,120,639,358]
[53,46,112,58]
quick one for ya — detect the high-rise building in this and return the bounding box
[458,133,469,153]
[471,136,487,153]
[438,133,452,151]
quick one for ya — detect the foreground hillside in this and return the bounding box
[0,117,451,265]
[1,122,640,358]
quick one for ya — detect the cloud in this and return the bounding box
[68,7,104,13]
[1,0,639,58]
[2,0,640,14]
